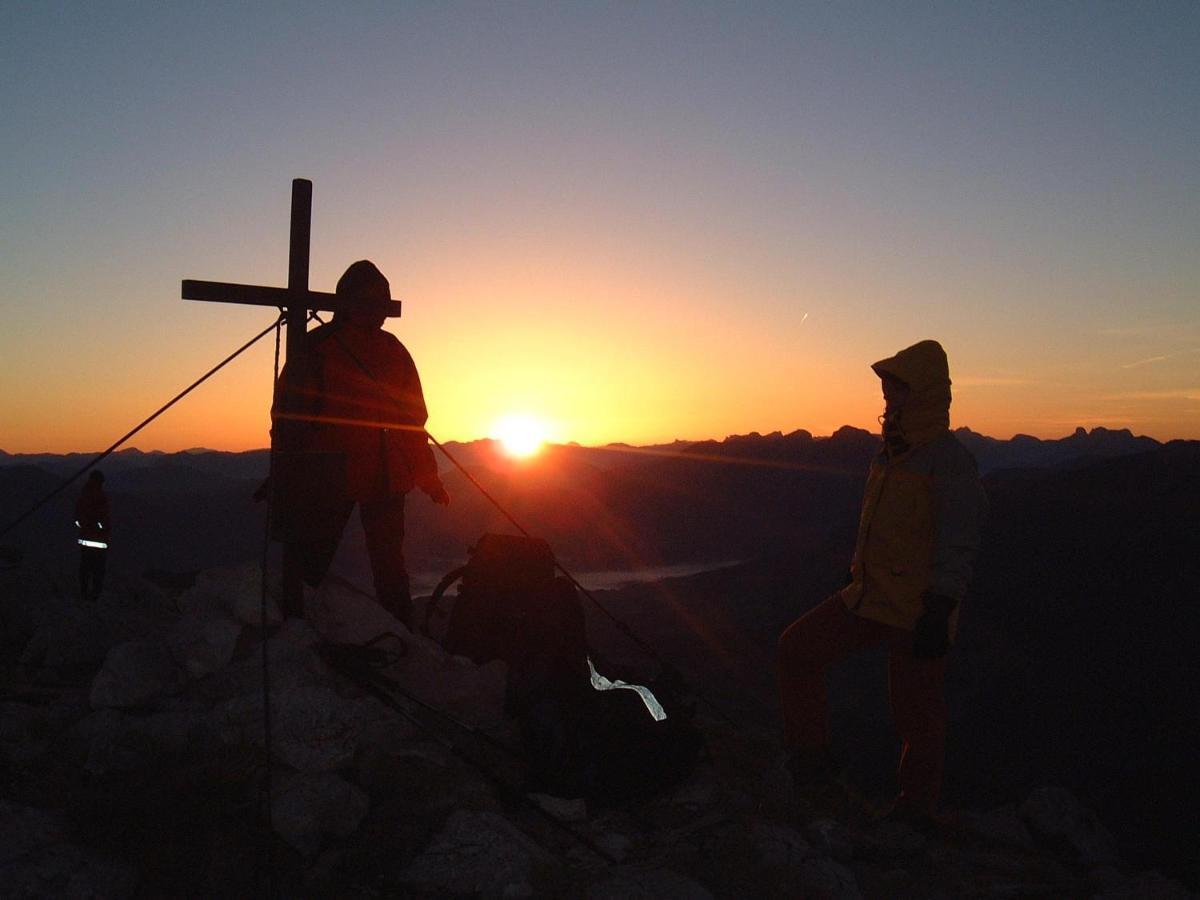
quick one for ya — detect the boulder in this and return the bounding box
[20,582,175,670]
[191,618,327,705]
[311,579,509,727]
[83,706,216,774]
[271,771,370,856]
[22,606,116,669]
[90,641,186,709]
[273,685,374,773]
[0,700,82,766]
[798,857,862,899]
[958,805,1035,850]
[213,684,377,773]
[748,820,817,868]
[307,577,400,647]
[1020,786,1120,865]
[589,865,715,899]
[806,817,855,863]
[354,738,503,819]
[178,563,282,628]
[168,613,241,679]
[0,800,139,898]
[400,810,560,898]
[1093,870,1194,899]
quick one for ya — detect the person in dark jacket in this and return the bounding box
[271,260,449,627]
[777,339,987,820]
[75,470,110,602]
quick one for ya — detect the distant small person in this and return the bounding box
[777,339,987,821]
[75,470,110,602]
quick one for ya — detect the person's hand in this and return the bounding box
[425,481,450,506]
[912,592,956,659]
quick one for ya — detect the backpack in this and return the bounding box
[424,533,702,805]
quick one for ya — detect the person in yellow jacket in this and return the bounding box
[778,339,987,818]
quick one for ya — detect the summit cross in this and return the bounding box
[181,178,401,364]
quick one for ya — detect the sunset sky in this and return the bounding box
[2,2,1197,453]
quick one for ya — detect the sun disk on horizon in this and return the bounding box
[492,413,550,459]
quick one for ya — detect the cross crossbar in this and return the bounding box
[182,279,402,316]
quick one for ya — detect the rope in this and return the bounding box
[255,315,284,899]
[0,318,284,542]
[309,317,740,727]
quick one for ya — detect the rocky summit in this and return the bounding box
[1,562,1194,898]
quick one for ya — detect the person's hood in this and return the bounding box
[871,339,952,452]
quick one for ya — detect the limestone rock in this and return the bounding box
[589,865,715,899]
[178,563,281,628]
[191,619,327,705]
[798,856,862,899]
[90,641,185,709]
[1020,786,1120,865]
[400,810,559,898]
[0,700,82,766]
[1092,870,1195,899]
[749,820,817,868]
[81,704,217,774]
[806,817,855,863]
[271,771,370,857]
[959,804,1035,850]
[168,613,241,679]
[0,800,139,898]
[213,684,375,773]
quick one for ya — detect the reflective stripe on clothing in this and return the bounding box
[78,539,108,549]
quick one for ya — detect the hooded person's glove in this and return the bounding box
[912,592,957,659]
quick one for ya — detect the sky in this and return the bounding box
[2,1,1197,453]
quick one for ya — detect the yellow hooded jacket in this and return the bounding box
[837,340,987,638]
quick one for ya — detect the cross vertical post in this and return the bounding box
[286,179,312,364]
[280,179,311,618]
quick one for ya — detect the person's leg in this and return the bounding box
[888,639,949,813]
[92,549,106,601]
[283,500,354,619]
[79,550,91,602]
[360,494,411,628]
[778,595,890,754]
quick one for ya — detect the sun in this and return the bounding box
[491,413,550,459]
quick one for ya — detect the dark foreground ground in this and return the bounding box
[1,557,1194,898]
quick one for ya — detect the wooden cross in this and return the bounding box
[181,178,402,366]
